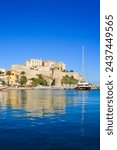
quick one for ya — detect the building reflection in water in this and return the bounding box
[0,90,88,121]
[0,90,67,117]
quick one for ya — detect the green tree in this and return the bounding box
[6,70,12,85]
[19,76,27,87]
[19,71,27,87]
[20,71,26,76]
[0,71,6,84]
[30,78,38,86]
[0,71,3,82]
[70,70,74,72]
[31,74,48,86]
[0,71,3,76]
[36,74,43,79]
[62,75,78,85]
[1,81,6,85]
[62,69,66,72]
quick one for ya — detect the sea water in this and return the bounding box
[0,89,100,150]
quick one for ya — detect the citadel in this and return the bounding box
[0,59,83,87]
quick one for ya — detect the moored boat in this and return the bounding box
[75,82,92,90]
[0,84,7,90]
[75,46,92,90]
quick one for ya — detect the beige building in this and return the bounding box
[24,59,43,68]
[12,59,82,86]
[23,59,66,71]
[6,70,19,85]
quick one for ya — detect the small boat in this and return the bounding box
[75,46,92,90]
[0,84,7,90]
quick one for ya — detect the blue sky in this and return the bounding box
[0,0,100,83]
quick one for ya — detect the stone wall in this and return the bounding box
[12,60,82,86]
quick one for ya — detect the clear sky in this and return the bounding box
[0,0,100,83]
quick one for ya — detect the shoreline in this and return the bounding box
[6,86,75,90]
[6,86,100,90]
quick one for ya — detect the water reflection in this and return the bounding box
[0,90,67,117]
[0,90,100,150]
[0,90,90,119]
[81,91,87,136]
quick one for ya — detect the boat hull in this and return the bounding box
[0,86,7,90]
[75,85,92,90]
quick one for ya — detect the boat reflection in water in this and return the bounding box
[80,91,87,136]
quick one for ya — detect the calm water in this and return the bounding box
[0,89,100,150]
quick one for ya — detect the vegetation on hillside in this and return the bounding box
[69,70,74,72]
[30,74,48,86]
[62,75,78,85]
[62,69,74,72]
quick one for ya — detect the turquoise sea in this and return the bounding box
[0,89,100,150]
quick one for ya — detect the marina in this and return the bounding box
[0,89,100,150]
[0,0,100,149]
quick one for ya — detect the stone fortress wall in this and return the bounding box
[12,59,83,86]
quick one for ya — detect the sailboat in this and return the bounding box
[75,46,92,90]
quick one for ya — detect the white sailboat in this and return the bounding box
[75,46,92,90]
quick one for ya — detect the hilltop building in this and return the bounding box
[8,59,83,87]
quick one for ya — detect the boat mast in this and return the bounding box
[82,46,84,81]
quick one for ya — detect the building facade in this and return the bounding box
[11,59,82,86]
[0,68,6,83]
[6,70,19,85]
